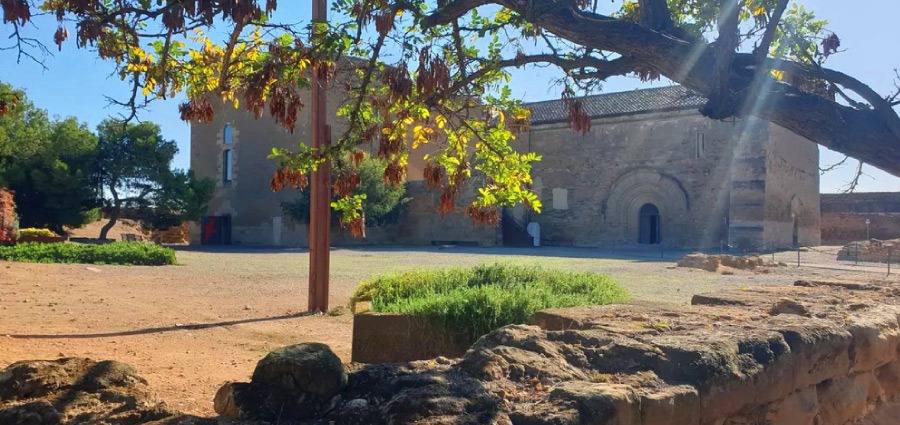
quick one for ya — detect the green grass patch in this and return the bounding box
[353,264,629,341]
[0,242,177,266]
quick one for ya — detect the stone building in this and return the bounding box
[190,86,820,250]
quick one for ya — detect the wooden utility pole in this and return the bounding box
[308,0,331,312]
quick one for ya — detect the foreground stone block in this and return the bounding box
[640,385,700,425]
[12,280,900,425]
[550,382,640,425]
[816,372,884,425]
[352,312,471,363]
[251,342,347,398]
[846,305,900,373]
[216,343,348,422]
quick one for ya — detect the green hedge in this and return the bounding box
[0,242,176,266]
[17,228,59,238]
[353,264,628,341]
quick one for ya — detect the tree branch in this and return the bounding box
[701,0,743,119]
[737,55,900,143]
[571,57,641,80]
[450,0,900,176]
[753,0,790,62]
[421,0,494,28]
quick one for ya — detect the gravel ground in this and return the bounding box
[0,245,895,415]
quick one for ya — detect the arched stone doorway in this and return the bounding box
[639,203,661,244]
[603,169,689,245]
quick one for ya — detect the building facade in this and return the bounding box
[190,86,821,250]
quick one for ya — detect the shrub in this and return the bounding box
[0,242,176,266]
[18,228,59,238]
[353,264,628,341]
[0,187,17,245]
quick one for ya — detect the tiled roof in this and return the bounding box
[524,85,706,125]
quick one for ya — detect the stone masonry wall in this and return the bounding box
[523,110,746,248]
[763,123,821,248]
[726,119,769,249]
[189,72,494,246]
[822,213,900,245]
[822,193,900,214]
[821,193,900,245]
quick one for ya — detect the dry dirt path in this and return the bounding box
[0,245,892,415]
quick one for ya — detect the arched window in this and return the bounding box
[223,149,233,182]
[223,124,233,145]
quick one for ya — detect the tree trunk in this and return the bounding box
[99,207,119,241]
[100,191,120,241]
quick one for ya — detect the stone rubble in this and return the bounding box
[6,279,900,424]
[676,253,781,274]
[839,239,899,263]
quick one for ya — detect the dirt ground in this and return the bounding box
[65,218,148,241]
[0,245,895,416]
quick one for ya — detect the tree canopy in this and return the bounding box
[94,118,214,240]
[0,82,99,232]
[2,0,898,228]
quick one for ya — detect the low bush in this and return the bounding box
[353,264,628,340]
[18,228,59,238]
[0,242,176,266]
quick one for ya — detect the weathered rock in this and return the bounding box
[12,280,900,425]
[251,342,348,398]
[677,253,768,273]
[214,343,350,422]
[875,361,900,398]
[838,239,898,263]
[764,387,819,425]
[640,385,700,425]
[0,358,95,400]
[846,305,900,372]
[770,298,810,317]
[0,401,61,425]
[0,358,210,425]
[817,372,884,425]
[213,382,273,419]
[549,382,640,425]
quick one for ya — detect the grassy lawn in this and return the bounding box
[353,264,629,340]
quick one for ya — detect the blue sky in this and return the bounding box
[1,1,898,193]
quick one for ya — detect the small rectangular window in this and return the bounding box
[552,188,568,210]
[695,133,706,159]
[223,149,233,182]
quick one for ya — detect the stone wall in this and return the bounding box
[763,123,821,248]
[189,75,495,247]
[822,213,900,245]
[190,87,820,250]
[212,279,900,424]
[523,111,744,249]
[8,281,900,424]
[274,181,498,247]
[821,193,900,244]
[822,193,900,214]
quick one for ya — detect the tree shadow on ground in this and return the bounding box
[5,312,316,339]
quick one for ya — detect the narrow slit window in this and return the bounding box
[223,124,233,145]
[223,149,233,182]
[695,133,706,159]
